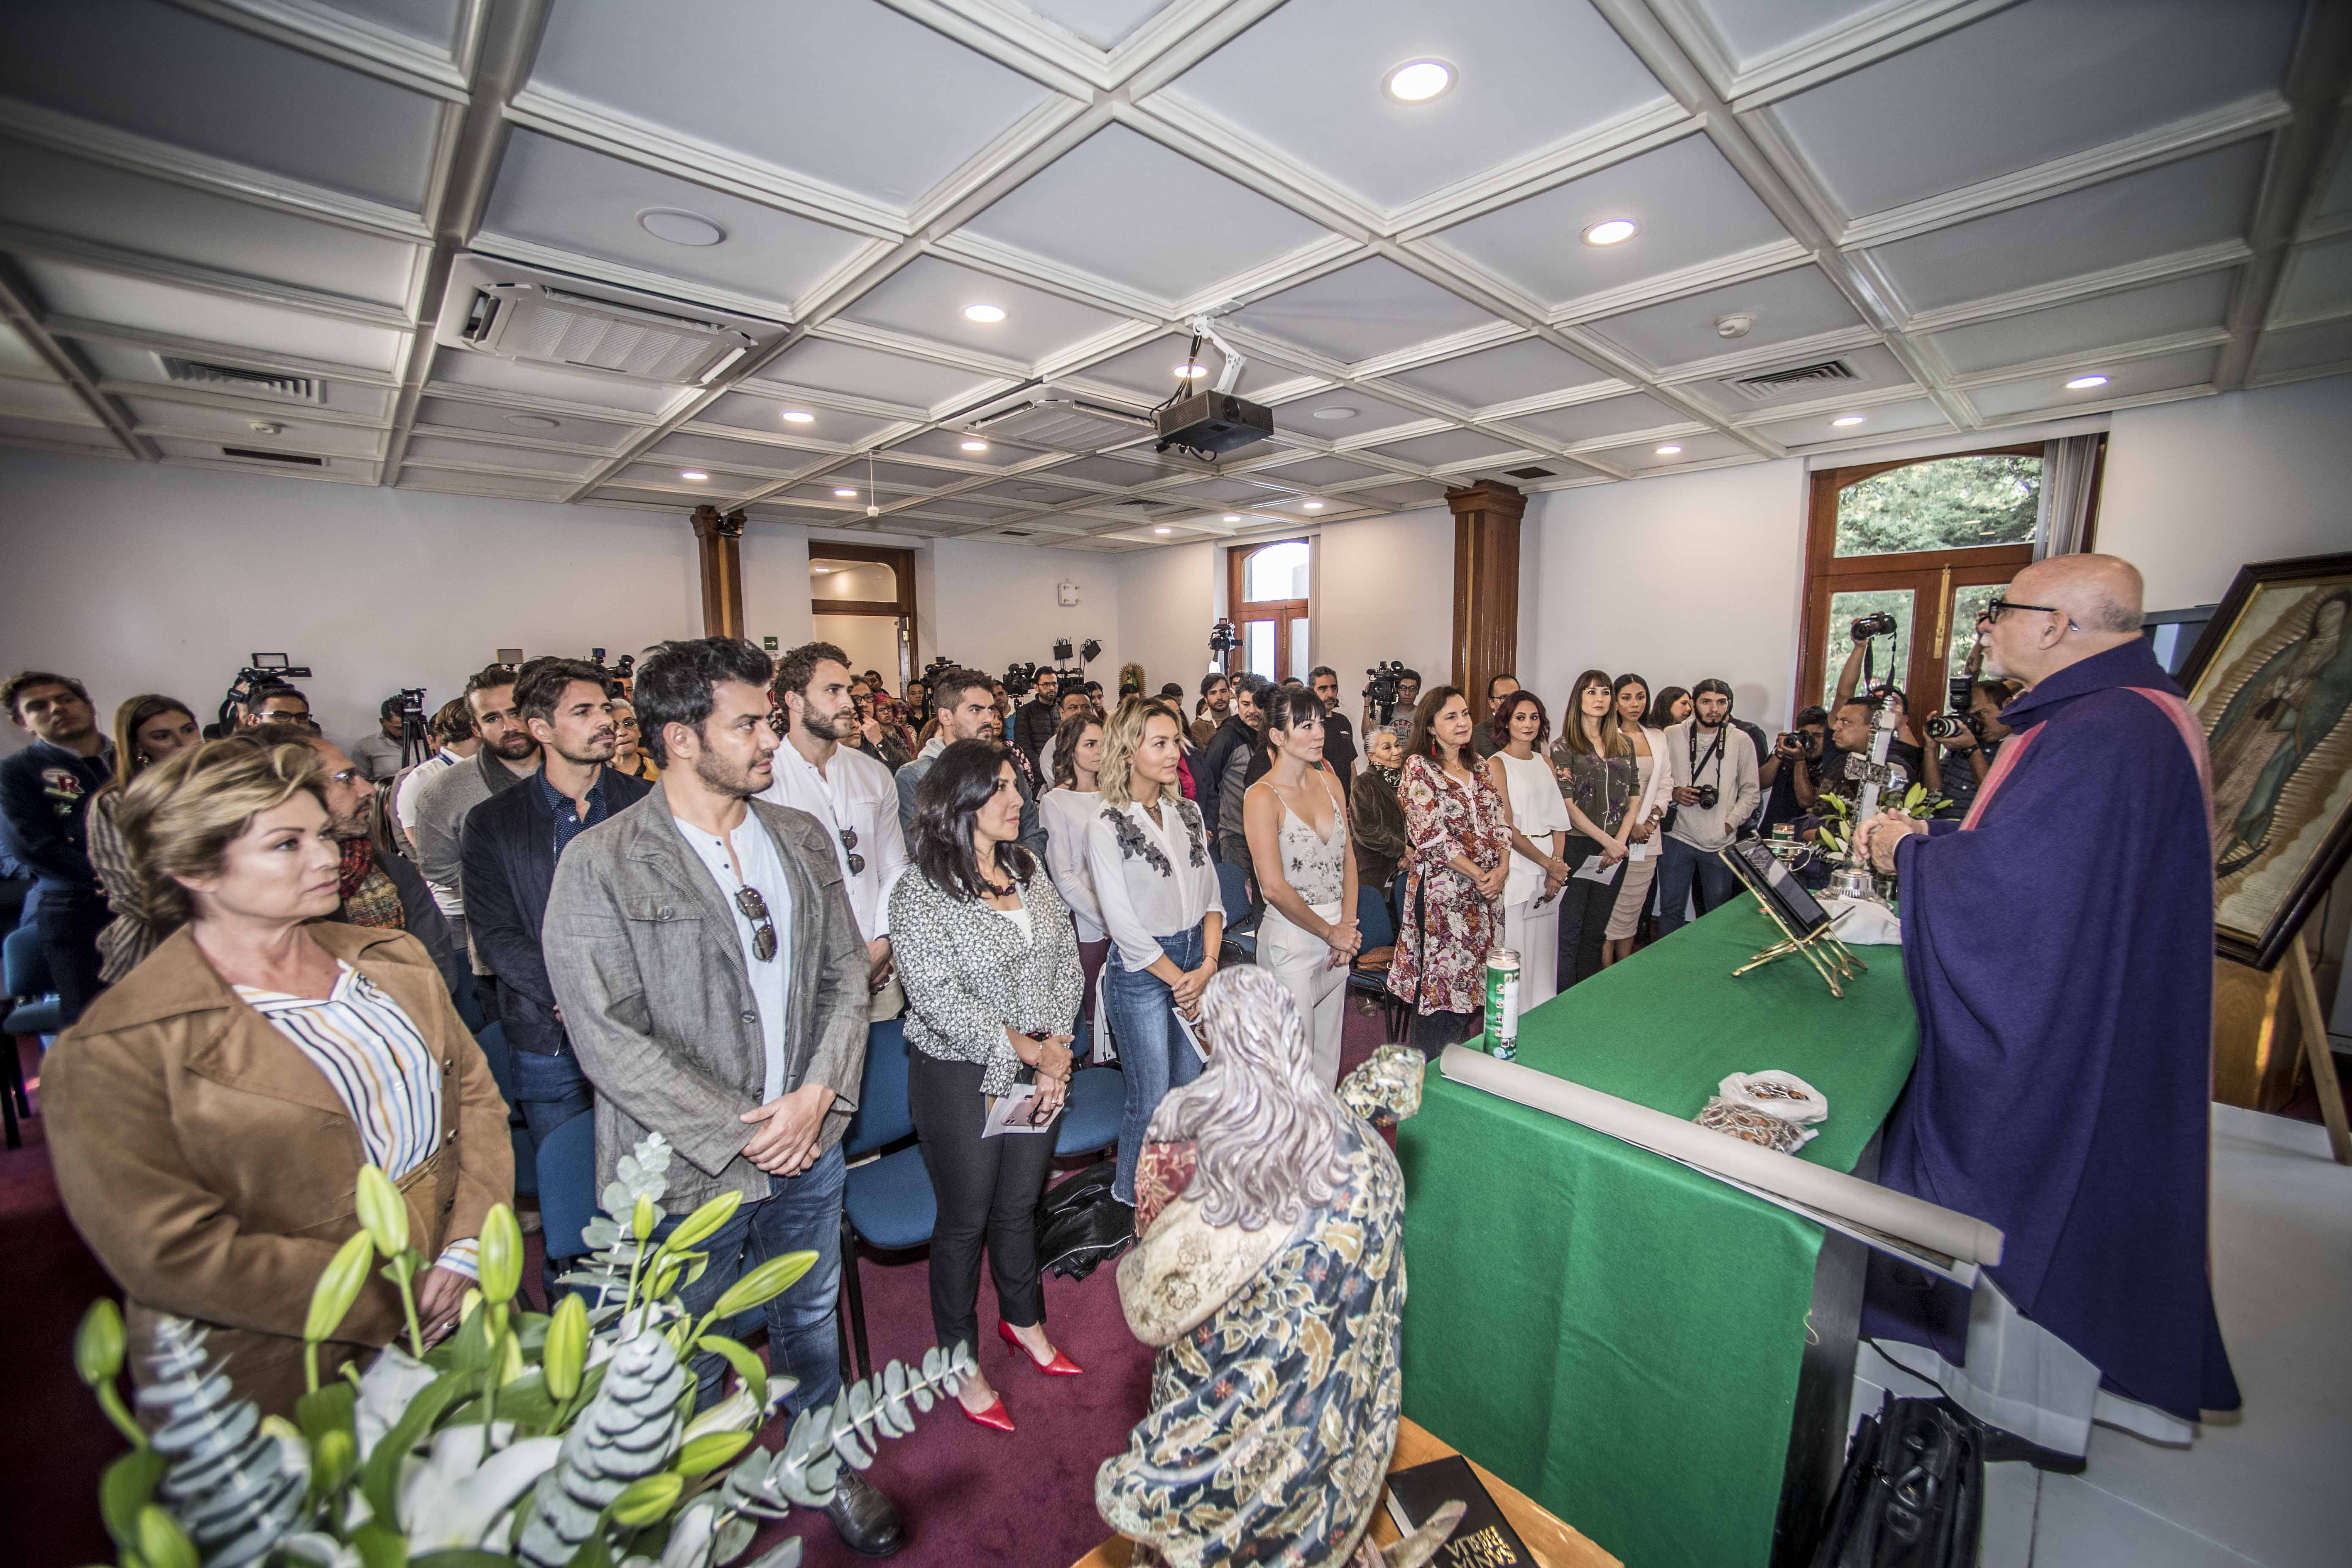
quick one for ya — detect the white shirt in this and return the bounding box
[1086,793,1219,974]
[672,812,795,1101]
[756,738,906,941]
[1039,786,1107,944]
[394,748,458,851]
[1492,749,1574,906]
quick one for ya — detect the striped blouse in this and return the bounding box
[234,963,479,1278]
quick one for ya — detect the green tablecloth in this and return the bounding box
[1396,898,1919,1568]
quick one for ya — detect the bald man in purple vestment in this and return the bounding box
[1854,553,2238,1468]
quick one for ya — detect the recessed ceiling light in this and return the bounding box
[1302,499,1326,510]
[1383,59,1454,103]
[1176,362,1208,379]
[963,303,1006,323]
[503,413,558,429]
[1583,219,1639,246]
[960,438,989,452]
[1655,444,1683,456]
[637,208,727,247]
[1153,525,1172,534]
[680,470,709,482]
[1223,514,1243,522]
[1311,407,1358,422]
[2065,374,2110,390]
[812,565,831,574]
[833,486,858,497]
[781,410,814,425]
[1831,415,1866,427]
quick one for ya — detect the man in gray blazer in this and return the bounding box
[545,638,902,1558]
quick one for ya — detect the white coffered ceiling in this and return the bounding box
[0,0,2345,550]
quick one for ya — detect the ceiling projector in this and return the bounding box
[1155,390,1274,457]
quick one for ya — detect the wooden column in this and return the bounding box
[690,504,746,639]
[1448,480,1526,715]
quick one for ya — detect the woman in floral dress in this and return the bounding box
[1387,686,1511,1051]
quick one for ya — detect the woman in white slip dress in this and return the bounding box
[1483,690,1576,1006]
[1242,686,1361,1087]
[1605,674,1673,966]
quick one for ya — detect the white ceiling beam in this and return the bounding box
[0,259,148,458]
[162,0,473,99]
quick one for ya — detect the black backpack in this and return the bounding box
[1810,1396,1982,1568]
[1034,1160,1135,1280]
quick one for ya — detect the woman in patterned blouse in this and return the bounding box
[891,740,1085,1433]
[1386,686,1511,1051]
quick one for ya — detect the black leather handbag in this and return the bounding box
[1810,1396,1983,1568]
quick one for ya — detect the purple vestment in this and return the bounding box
[1866,637,2239,1422]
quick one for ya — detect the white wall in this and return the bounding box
[2099,376,2352,610]
[1524,460,1811,732]
[912,537,1122,691]
[1115,539,1217,702]
[1313,507,1456,715]
[0,449,815,756]
[809,613,903,687]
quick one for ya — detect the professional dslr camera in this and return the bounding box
[1003,660,1040,699]
[1850,611,1898,642]
[1774,728,1821,760]
[1208,618,1240,657]
[1364,660,1410,723]
[1690,784,1719,811]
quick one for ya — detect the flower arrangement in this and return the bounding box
[1812,781,1947,855]
[72,1133,972,1568]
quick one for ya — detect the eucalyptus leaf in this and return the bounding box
[99,1449,167,1550]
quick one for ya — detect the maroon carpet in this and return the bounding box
[4,1006,1394,1568]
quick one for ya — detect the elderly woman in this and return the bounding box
[44,737,511,1416]
[86,693,202,982]
[892,740,1086,1433]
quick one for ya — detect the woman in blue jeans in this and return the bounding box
[1086,697,1223,1209]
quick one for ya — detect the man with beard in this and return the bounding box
[1854,553,2238,1468]
[760,642,908,1016]
[411,663,543,1008]
[461,659,650,1160]
[896,666,1046,854]
[1010,666,1062,775]
[1,670,114,1025]
[1657,677,1759,934]
[255,722,467,1006]
[545,639,899,1557]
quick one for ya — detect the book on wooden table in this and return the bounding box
[1383,1453,1534,1566]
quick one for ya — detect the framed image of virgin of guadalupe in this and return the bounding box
[2175,551,2352,969]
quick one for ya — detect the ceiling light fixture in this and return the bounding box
[812,565,831,574]
[1302,499,1326,510]
[1655,444,1683,456]
[1223,514,1243,522]
[963,303,1006,323]
[781,410,814,424]
[960,438,989,452]
[680,470,709,481]
[1153,525,1172,534]
[1311,407,1358,422]
[833,486,858,497]
[504,413,558,429]
[2065,374,2109,390]
[1176,362,1208,379]
[1583,218,1639,246]
[1383,59,1454,103]
[637,208,727,247]
[1831,415,1866,427]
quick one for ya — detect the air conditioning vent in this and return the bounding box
[1728,359,1857,401]
[971,392,1154,453]
[999,529,1033,538]
[158,356,323,403]
[1114,498,1164,509]
[461,283,755,385]
[220,446,325,466]
[1504,466,1556,479]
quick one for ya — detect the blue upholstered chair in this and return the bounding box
[1345,877,1413,1044]
[1054,1064,1124,1160]
[837,1018,934,1383]
[3,923,60,1149]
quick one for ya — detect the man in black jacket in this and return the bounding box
[1008,667,1061,774]
[0,671,112,1026]
[462,659,650,1161]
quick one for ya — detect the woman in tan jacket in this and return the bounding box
[45,738,512,1416]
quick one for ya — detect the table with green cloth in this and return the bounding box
[1396,897,1920,1568]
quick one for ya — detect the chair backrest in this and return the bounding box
[3,923,52,1000]
[536,1111,597,1261]
[841,1018,914,1159]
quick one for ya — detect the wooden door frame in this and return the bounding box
[1797,441,2104,712]
[808,542,917,689]
[1228,537,1310,681]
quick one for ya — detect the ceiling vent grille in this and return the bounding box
[158,356,324,404]
[999,529,1034,538]
[1728,359,1858,401]
[220,446,325,466]
[1504,466,1556,479]
[462,283,755,385]
[971,392,1154,453]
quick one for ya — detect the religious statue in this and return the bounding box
[1095,965,1457,1568]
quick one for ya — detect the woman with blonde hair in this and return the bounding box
[44,736,511,1416]
[85,693,202,981]
[1086,697,1222,1209]
[1548,670,1640,989]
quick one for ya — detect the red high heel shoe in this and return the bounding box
[959,1391,1016,1432]
[999,1320,1083,1376]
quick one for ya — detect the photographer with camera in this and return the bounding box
[1759,705,1831,835]
[351,694,414,782]
[242,682,314,733]
[1657,678,1759,936]
[1832,625,1933,798]
[1361,664,1421,744]
[1309,667,1356,794]
[1009,665,1061,774]
[1924,678,2023,816]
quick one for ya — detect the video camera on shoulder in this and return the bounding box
[587,648,637,699]
[1208,618,1240,657]
[220,653,313,727]
[1003,660,1040,699]
[1364,660,1410,723]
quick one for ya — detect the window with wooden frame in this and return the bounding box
[1797,441,2105,719]
[1228,538,1312,683]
